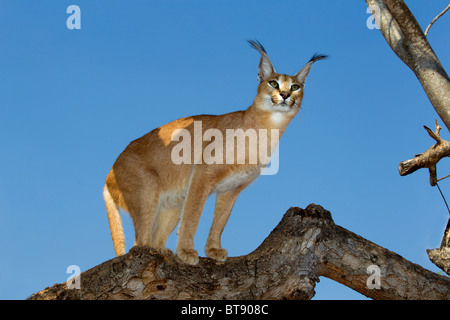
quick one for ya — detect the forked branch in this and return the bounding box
[399,120,450,186]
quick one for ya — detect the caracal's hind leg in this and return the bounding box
[129,170,161,248]
[151,208,181,252]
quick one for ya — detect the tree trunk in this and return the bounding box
[29,204,450,300]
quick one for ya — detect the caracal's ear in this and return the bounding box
[295,53,327,85]
[248,40,275,83]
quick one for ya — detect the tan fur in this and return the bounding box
[104,43,325,264]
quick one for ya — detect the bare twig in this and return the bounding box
[437,174,450,182]
[424,3,450,36]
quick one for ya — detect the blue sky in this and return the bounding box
[1,1,449,300]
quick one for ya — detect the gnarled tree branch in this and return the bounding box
[29,204,450,300]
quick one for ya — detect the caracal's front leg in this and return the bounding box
[176,169,211,265]
[205,187,244,262]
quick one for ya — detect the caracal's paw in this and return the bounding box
[177,248,199,265]
[205,247,228,262]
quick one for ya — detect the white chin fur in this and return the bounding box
[273,103,292,112]
[270,112,286,124]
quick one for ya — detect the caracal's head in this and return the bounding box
[248,40,326,114]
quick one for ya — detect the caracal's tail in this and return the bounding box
[103,184,125,256]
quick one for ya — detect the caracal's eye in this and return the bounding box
[291,84,300,91]
[269,80,279,89]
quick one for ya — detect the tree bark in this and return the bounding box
[365,0,450,132]
[29,204,450,300]
[427,211,450,276]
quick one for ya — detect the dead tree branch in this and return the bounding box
[399,120,450,186]
[398,120,450,275]
[29,204,450,300]
[366,0,450,277]
[365,0,450,132]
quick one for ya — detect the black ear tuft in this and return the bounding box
[295,53,327,85]
[247,40,267,55]
[309,53,328,63]
[247,39,275,83]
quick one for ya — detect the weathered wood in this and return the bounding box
[29,204,450,300]
[398,120,450,186]
[427,215,450,276]
[428,247,450,276]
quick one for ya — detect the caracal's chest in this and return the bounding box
[160,167,260,211]
[212,168,261,194]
